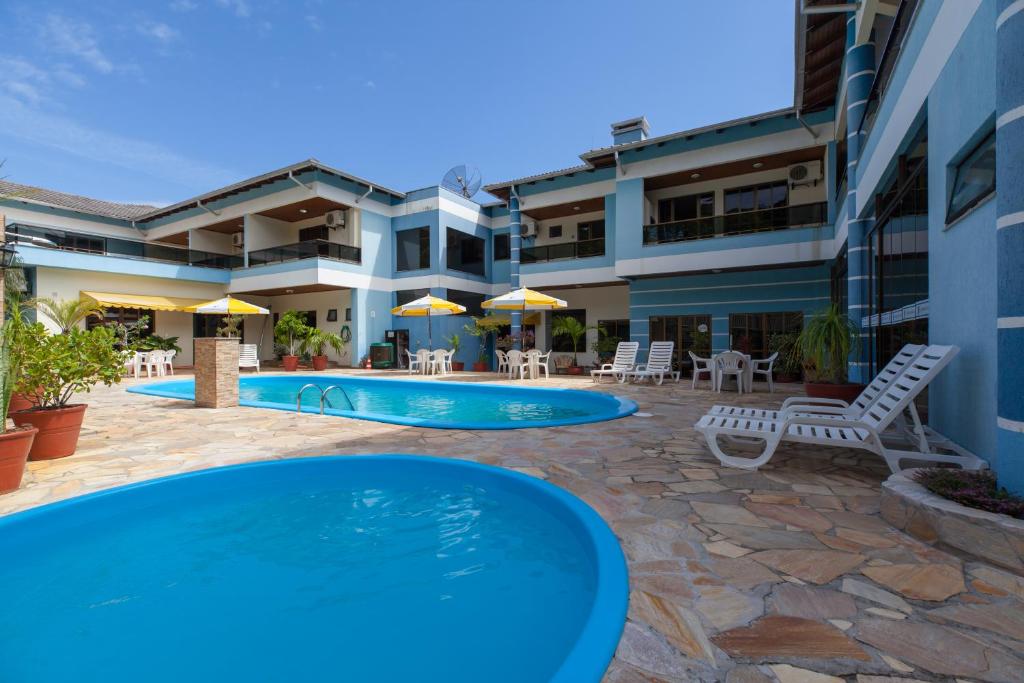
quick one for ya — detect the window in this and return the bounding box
[947,130,995,224]
[89,307,154,336]
[548,225,563,239]
[298,225,328,242]
[577,219,605,241]
[493,233,510,260]
[597,319,629,342]
[728,312,802,357]
[446,227,485,276]
[396,227,430,271]
[446,289,484,317]
[724,180,788,214]
[657,192,714,223]
[649,315,711,372]
[552,309,586,352]
[395,289,429,307]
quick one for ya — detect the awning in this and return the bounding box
[81,291,208,312]
[479,312,542,326]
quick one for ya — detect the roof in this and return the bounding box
[0,179,158,220]
[794,0,848,113]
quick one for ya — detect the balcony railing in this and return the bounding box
[642,202,828,246]
[247,239,361,266]
[521,238,605,263]
[6,224,242,269]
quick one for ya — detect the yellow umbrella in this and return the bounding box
[183,295,269,315]
[482,287,568,311]
[390,294,466,350]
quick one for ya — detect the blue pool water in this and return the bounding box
[0,456,627,682]
[128,375,637,429]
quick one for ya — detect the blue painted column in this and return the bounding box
[996,0,1024,493]
[845,13,876,384]
[508,189,522,350]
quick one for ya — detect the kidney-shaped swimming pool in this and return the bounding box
[128,375,637,429]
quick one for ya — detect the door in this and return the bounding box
[648,315,711,373]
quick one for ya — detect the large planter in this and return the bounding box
[775,372,800,384]
[567,366,584,376]
[451,361,465,372]
[472,362,488,372]
[281,355,300,372]
[7,392,34,416]
[804,382,865,403]
[311,355,329,371]
[12,404,87,461]
[0,426,37,494]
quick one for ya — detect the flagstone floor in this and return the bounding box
[4,370,1023,683]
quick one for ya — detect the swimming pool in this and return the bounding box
[128,375,637,429]
[0,455,628,682]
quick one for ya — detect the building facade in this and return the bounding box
[2,0,1020,489]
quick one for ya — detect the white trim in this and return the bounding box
[631,295,829,309]
[632,278,829,296]
[997,103,1024,129]
[997,211,1024,229]
[997,0,1024,29]
[847,69,876,81]
[846,98,869,110]
[848,245,869,253]
[521,266,618,289]
[997,416,1024,433]
[997,316,1024,329]
[617,239,832,277]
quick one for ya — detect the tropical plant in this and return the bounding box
[30,296,104,333]
[0,319,25,432]
[137,334,182,354]
[590,326,622,363]
[795,304,859,384]
[768,332,802,376]
[217,314,243,338]
[106,314,151,350]
[274,311,310,356]
[692,327,712,356]
[3,259,27,316]
[17,324,128,409]
[300,327,346,357]
[552,315,596,367]
[446,332,461,354]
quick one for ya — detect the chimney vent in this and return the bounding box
[611,116,650,145]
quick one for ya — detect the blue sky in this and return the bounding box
[0,1,794,206]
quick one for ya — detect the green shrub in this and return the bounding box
[274,311,310,356]
[914,468,1024,519]
[17,324,129,410]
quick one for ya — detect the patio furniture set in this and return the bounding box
[591,341,779,389]
[406,349,457,376]
[124,350,176,379]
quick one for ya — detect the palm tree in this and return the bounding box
[552,315,596,368]
[30,296,105,333]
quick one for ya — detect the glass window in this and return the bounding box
[728,312,802,357]
[947,130,995,224]
[446,228,485,276]
[725,181,787,213]
[446,289,484,317]
[395,289,429,307]
[548,225,562,239]
[577,219,605,242]
[396,227,430,272]
[648,315,711,372]
[657,192,713,223]
[597,319,629,342]
[298,225,328,242]
[493,233,510,260]
[552,309,586,352]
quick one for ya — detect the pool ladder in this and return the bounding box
[296,384,355,414]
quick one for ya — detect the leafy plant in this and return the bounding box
[274,311,310,356]
[300,327,346,357]
[768,332,802,376]
[446,333,461,354]
[552,315,596,367]
[464,320,488,362]
[17,324,129,410]
[30,296,105,334]
[137,334,182,354]
[795,304,859,384]
[691,327,711,356]
[0,319,26,431]
[914,468,1024,519]
[106,314,151,350]
[217,314,243,338]
[591,326,622,363]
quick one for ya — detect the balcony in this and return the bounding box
[642,202,828,246]
[521,238,605,263]
[247,239,361,266]
[6,224,242,269]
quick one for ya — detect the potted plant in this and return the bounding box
[12,324,127,460]
[446,333,464,371]
[794,304,864,402]
[0,319,36,493]
[768,332,802,383]
[552,315,595,375]
[300,328,347,371]
[216,314,243,338]
[591,327,622,367]
[274,311,309,371]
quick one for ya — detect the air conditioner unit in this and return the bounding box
[521,221,537,238]
[325,210,346,229]
[788,161,823,187]
[231,232,244,247]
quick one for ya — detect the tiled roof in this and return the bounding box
[0,179,158,221]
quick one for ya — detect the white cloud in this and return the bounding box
[40,13,113,74]
[138,21,180,44]
[364,80,376,89]
[215,0,251,18]
[305,14,322,31]
[169,0,198,11]
[0,56,51,105]
[0,95,237,190]
[53,65,87,89]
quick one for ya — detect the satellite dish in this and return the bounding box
[441,164,482,199]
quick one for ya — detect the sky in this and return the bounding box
[0,0,795,207]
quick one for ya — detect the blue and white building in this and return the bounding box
[2,0,1020,489]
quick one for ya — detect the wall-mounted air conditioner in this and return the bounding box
[788,161,823,187]
[521,221,537,238]
[231,232,244,247]
[325,210,346,228]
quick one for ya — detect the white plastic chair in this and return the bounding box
[124,352,141,379]
[505,350,530,379]
[528,349,551,379]
[139,351,163,378]
[750,352,777,393]
[624,341,680,385]
[417,349,433,375]
[496,349,509,375]
[239,344,260,373]
[432,349,452,376]
[688,350,715,390]
[161,350,176,376]
[592,342,639,383]
[405,349,420,374]
[715,351,747,393]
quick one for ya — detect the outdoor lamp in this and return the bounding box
[0,241,17,270]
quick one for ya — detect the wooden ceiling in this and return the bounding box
[800,1,847,112]
[644,146,826,191]
[156,232,189,245]
[194,216,246,234]
[257,196,349,222]
[231,283,347,297]
[522,196,606,221]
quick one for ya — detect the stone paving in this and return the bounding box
[3,369,1023,683]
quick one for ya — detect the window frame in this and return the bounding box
[548,225,563,239]
[945,129,996,226]
[395,226,430,272]
[724,180,788,214]
[445,227,486,276]
[493,233,510,260]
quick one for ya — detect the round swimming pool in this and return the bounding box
[0,456,627,682]
[128,375,637,429]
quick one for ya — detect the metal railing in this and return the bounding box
[642,202,828,246]
[6,223,242,269]
[247,239,361,266]
[521,238,605,263]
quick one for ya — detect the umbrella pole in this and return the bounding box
[428,312,432,351]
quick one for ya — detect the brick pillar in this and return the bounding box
[194,337,239,408]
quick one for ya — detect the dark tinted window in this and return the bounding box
[395,289,429,307]
[493,233,510,260]
[396,227,430,271]
[446,228,485,276]
[446,289,484,316]
[725,181,787,213]
[947,130,995,223]
[548,225,562,238]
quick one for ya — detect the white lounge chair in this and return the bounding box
[239,344,260,372]
[750,352,777,392]
[591,341,639,383]
[695,345,986,473]
[624,341,680,385]
[689,350,715,390]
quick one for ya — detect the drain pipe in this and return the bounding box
[288,171,314,192]
[196,200,221,217]
[355,185,373,204]
[796,110,821,140]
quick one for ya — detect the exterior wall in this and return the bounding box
[534,285,630,367]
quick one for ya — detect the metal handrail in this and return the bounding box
[322,385,355,411]
[297,384,323,413]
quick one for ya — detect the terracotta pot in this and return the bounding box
[775,372,800,384]
[803,382,866,403]
[311,355,329,371]
[471,362,488,372]
[281,355,300,371]
[567,366,584,376]
[8,392,35,416]
[0,426,37,494]
[451,361,465,372]
[12,404,87,461]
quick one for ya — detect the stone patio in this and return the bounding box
[3,370,1022,683]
